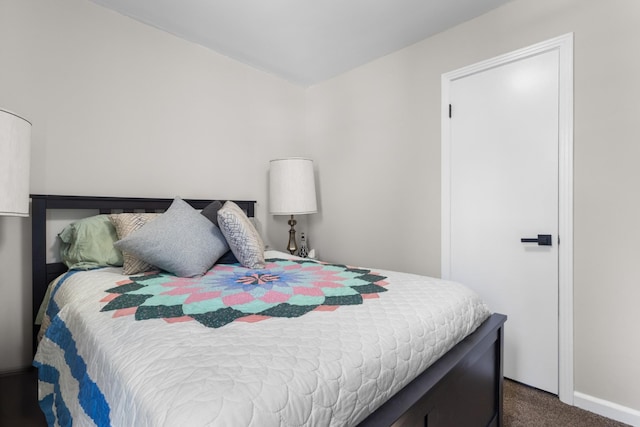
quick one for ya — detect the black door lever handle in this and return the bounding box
[521,234,552,246]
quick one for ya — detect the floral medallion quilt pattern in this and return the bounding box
[100,258,389,328]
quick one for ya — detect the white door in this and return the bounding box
[444,50,560,394]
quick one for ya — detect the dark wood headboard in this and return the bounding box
[30,194,256,353]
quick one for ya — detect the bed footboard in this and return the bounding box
[359,313,506,427]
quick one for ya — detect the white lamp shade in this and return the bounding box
[0,109,31,217]
[269,158,317,215]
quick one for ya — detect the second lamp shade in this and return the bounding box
[269,158,317,215]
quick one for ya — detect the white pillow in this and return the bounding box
[217,201,265,269]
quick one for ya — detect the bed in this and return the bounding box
[31,194,506,427]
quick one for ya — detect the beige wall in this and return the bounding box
[2,0,639,420]
[306,0,640,415]
[0,0,305,372]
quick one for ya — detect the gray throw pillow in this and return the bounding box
[114,197,229,277]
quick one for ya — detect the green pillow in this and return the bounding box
[59,214,123,270]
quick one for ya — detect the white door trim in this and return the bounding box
[441,33,574,404]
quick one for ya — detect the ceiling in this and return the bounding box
[89,0,512,86]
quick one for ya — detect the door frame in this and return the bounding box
[440,33,574,404]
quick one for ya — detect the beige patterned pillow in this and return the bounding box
[109,213,160,274]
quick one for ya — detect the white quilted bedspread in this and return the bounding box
[34,251,490,426]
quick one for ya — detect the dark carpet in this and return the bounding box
[504,379,630,427]
[0,369,46,427]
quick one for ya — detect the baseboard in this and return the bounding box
[574,391,640,426]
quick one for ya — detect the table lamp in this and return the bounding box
[0,109,31,217]
[269,158,317,255]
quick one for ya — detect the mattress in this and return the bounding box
[34,251,490,426]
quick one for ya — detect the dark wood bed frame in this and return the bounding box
[31,194,506,427]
